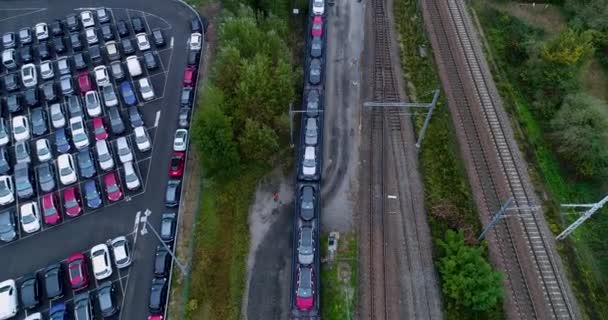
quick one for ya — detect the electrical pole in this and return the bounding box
[145,220,189,275]
[556,194,608,240]
[477,198,539,241]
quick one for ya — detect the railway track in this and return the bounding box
[422,0,578,319]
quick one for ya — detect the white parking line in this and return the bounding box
[0,8,46,22]
[154,111,161,127]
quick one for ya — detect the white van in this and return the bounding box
[1,49,16,69]
[126,56,142,77]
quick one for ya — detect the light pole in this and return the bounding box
[145,220,189,275]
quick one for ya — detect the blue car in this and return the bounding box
[120,81,137,106]
[50,302,68,320]
[84,180,102,209]
[55,128,71,154]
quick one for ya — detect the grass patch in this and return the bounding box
[320,232,357,320]
[184,166,267,319]
[471,3,608,318]
[393,0,504,318]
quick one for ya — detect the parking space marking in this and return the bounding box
[0,8,46,22]
[154,111,161,127]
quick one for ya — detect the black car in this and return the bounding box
[190,18,202,33]
[24,87,40,108]
[66,14,80,32]
[160,212,176,242]
[0,148,10,175]
[299,185,315,221]
[52,37,66,53]
[51,19,64,36]
[128,106,144,128]
[180,87,193,108]
[31,107,48,136]
[148,277,168,314]
[152,29,165,47]
[20,275,41,310]
[69,32,83,51]
[89,45,102,65]
[36,42,51,60]
[131,16,145,33]
[311,36,322,58]
[143,51,157,70]
[77,148,96,179]
[121,38,135,54]
[36,162,56,193]
[4,73,19,92]
[74,292,93,320]
[101,24,114,41]
[187,49,199,66]
[73,52,87,70]
[55,128,71,154]
[154,245,171,277]
[0,209,16,242]
[178,107,190,128]
[309,58,322,85]
[107,107,125,134]
[20,45,34,63]
[98,281,118,317]
[67,95,83,117]
[117,20,130,37]
[41,82,58,102]
[44,264,64,300]
[164,180,181,208]
[306,89,320,117]
[5,94,22,113]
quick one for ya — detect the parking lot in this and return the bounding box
[0,1,198,319]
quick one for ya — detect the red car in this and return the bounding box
[295,266,315,310]
[168,152,185,177]
[104,172,123,202]
[92,117,108,140]
[78,71,92,94]
[311,16,323,37]
[42,193,61,225]
[67,252,89,291]
[63,187,83,217]
[183,66,197,87]
[147,316,163,320]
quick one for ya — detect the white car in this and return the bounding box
[312,0,324,15]
[134,126,151,152]
[101,84,118,107]
[173,129,189,152]
[0,279,18,320]
[96,140,114,171]
[84,91,102,117]
[20,202,41,233]
[302,146,317,177]
[24,313,43,320]
[34,22,48,41]
[110,236,132,268]
[188,33,202,51]
[85,27,98,45]
[136,33,150,51]
[50,103,66,128]
[12,115,30,142]
[80,11,95,28]
[91,244,113,280]
[36,139,52,162]
[0,176,14,206]
[123,161,140,190]
[58,154,77,185]
[39,60,54,80]
[138,77,155,101]
[116,137,133,164]
[94,65,110,86]
[21,63,37,88]
[70,116,89,150]
[0,119,9,147]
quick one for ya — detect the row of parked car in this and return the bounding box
[0,236,132,320]
[292,0,326,316]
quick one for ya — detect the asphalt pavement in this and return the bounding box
[0,1,196,319]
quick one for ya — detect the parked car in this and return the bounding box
[128,106,144,128]
[188,33,202,51]
[84,90,101,117]
[97,7,111,23]
[161,212,176,241]
[20,46,33,64]
[67,14,81,31]
[3,73,19,92]
[51,19,64,36]
[20,201,41,233]
[136,33,150,51]
[91,244,112,280]
[104,172,122,202]
[43,263,64,300]
[117,20,130,37]
[138,77,155,101]
[154,245,171,277]
[40,61,54,80]
[94,65,110,86]
[0,149,9,175]
[98,281,118,317]
[143,51,157,70]
[78,72,92,93]
[93,117,108,140]
[311,15,323,37]
[120,81,137,106]
[52,37,66,53]
[67,253,89,291]
[77,148,96,179]
[36,139,52,162]
[173,129,188,151]
[63,187,82,217]
[19,27,32,45]
[164,180,181,208]
[134,126,151,151]
[312,0,325,15]
[58,154,77,185]
[41,192,61,225]
[0,209,16,242]
[67,95,83,117]
[299,185,315,221]
[311,36,322,58]
[49,302,68,320]
[14,163,34,199]
[73,52,87,69]
[300,146,318,180]
[306,89,320,117]
[41,81,58,102]
[183,65,197,87]
[0,120,7,148]
[107,107,125,135]
[73,292,93,320]
[116,136,133,163]
[124,161,140,190]
[121,38,135,54]
[31,107,48,136]
[14,141,31,165]
[21,63,37,88]
[187,48,200,65]
[70,116,89,150]
[180,87,193,108]
[110,61,125,80]
[36,162,56,193]
[2,32,15,48]
[178,108,191,128]
[0,175,14,206]
[298,226,315,265]
[101,24,114,41]
[309,58,322,85]
[54,128,71,154]
[35,42,51,60]
[84,180,102,209]
[295,266,315,310]
[59,75,74,95]
[0,279,17,319]
[190,18,202,33]
[169,152,185,177]
[96,140,114,171]
[148,277,168,314]
[110,236,132,268]
[90,45,102,65]
[70,32,83,51]
[131,17,145,33]
[152,29,166,46]
[56,56,71,75]
[19,275,41,310]
[304,117,318,146]
[105,41,121,61]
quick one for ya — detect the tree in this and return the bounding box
[550,94,608,178]
[564,0,608,32]
[238,119,280,164]
[538,29,595,66]
[212,46,243,97]
[191,86,240,177]
[437,230,503,312]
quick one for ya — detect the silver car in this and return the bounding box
[101,84,118,107]
[50,103,66,129]
[116,137,133,164]
[14,141,31,164]
[297,226,314,265]
[304,118,318,146]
